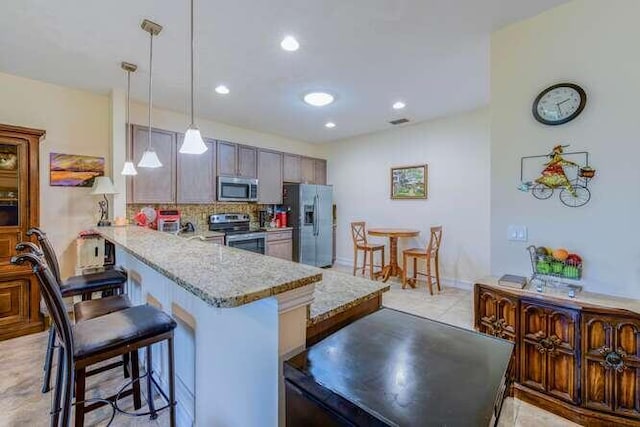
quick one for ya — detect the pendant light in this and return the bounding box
[138,19,163,168]
[120,62,138,176]
[179,0,208,155]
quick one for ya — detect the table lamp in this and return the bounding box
[90,176,118,226]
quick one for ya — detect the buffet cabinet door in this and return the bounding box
[582,313,640,419]
[520,301,580,404]
[475,286,519,378]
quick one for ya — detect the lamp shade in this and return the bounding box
[138,149,163,168]
[90,176,118,195]
[121,161,138,176]
[180,126,208,154]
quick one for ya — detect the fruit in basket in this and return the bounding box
[553,249,569,261]
[536,247,549,257]
[566,254,582,265]
[536,261,551,274]
[551,261,565,274]
[563,265,580,279]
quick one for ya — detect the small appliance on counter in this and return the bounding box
[156,209,181,233]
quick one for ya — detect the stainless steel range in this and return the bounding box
[208,213,266,255]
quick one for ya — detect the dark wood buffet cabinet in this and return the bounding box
[0,124,45,340]
[475,282,640,426]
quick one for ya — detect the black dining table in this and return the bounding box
[284,308,514,426]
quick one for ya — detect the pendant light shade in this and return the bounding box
[139,19,163,168]
[138,149,163,168]
[121,161,138,175]
[179,0,208,155]
[181,126,207,154]
[120,62,138,176]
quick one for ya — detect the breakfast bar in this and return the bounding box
[95,226,322,427]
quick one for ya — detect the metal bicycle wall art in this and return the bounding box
[518,144,596,208]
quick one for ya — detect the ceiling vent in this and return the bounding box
[389,118,410,125]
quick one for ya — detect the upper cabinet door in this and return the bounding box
[300,157,315,184]
[238,145,257,178]
[217,141,237,176]
[283,154,301,183]
[314,159,327,185]
[130,125,176,204]
[258,150,283,204]
[177,137,216,204]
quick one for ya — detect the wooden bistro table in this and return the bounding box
[368,228,420,282]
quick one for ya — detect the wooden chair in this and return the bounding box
[350,222,385,279]
[402,226,443,294]
[27,227,128,393]
[12,252,177,427]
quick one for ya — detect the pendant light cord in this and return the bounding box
[125,70,131,160]
[147,31,154,151]
[190,0,195,128]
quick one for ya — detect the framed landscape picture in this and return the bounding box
[391,164,428,199]
[50,153,105,187]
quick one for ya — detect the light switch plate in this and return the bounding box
[507,225,528,242]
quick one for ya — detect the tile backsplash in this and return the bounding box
[127,203,270,231]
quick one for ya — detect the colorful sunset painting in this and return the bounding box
[50,153,105,187]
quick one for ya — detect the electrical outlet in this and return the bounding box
[507,225,528,242]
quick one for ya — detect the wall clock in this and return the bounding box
[532,83,586,125]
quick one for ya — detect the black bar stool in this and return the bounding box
[26,228,129,393]
[12,252,177,427]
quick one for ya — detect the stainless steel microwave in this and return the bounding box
[217,176,259,202]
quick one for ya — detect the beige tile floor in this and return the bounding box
[0,266,580,426]
[336,264,580,427]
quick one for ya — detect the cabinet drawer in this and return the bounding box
[267,230,292,242]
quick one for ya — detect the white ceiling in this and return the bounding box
[0,0,567,143]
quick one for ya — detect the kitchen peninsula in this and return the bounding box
[95,225,322,426]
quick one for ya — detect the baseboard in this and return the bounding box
[333,257,473,290]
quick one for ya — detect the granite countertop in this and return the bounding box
[178,230,225,240]
[96,226,322,308]
[260,227,293,232]
[478,276,640,316]
[308,270,390,326]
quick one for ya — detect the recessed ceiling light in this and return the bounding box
[393,101,406,110]
[215,85,230,95]
[281,36,300,52]
[304,92,334,107]
[325,122,336,128]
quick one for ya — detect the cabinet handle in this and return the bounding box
[598,346,627,372]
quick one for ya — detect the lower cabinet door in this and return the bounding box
[0,278,29,327]
[520,303,548,392]
[267,239,292,261]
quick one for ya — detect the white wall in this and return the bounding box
[0,71,111,277]
[326,108,490,287]
[490,0,640,297]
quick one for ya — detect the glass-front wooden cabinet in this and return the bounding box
[0,124,45,340]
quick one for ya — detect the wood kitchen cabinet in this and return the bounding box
[519,301,580,404]
[283,154,301,182]
[266,230,292,261]
[314,159,327,185]
[300,157,315,184]
[217,141,257,178]
[177,136,216,204]
[582,312,640,420]
[0,124,44,340]
[129,125,176,203]
[257,149,283,204]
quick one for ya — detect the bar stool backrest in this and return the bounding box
[426,226,443,256]
[350,222,368,247]
[27,227,63,284]
[11,251,74,425]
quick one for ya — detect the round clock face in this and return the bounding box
[533,83,586,125]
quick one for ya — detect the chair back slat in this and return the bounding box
[426,226,443,255]
[27,227,63,284]
[350,222,368,246]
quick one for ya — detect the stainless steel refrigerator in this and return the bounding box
[283,183,333,268]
